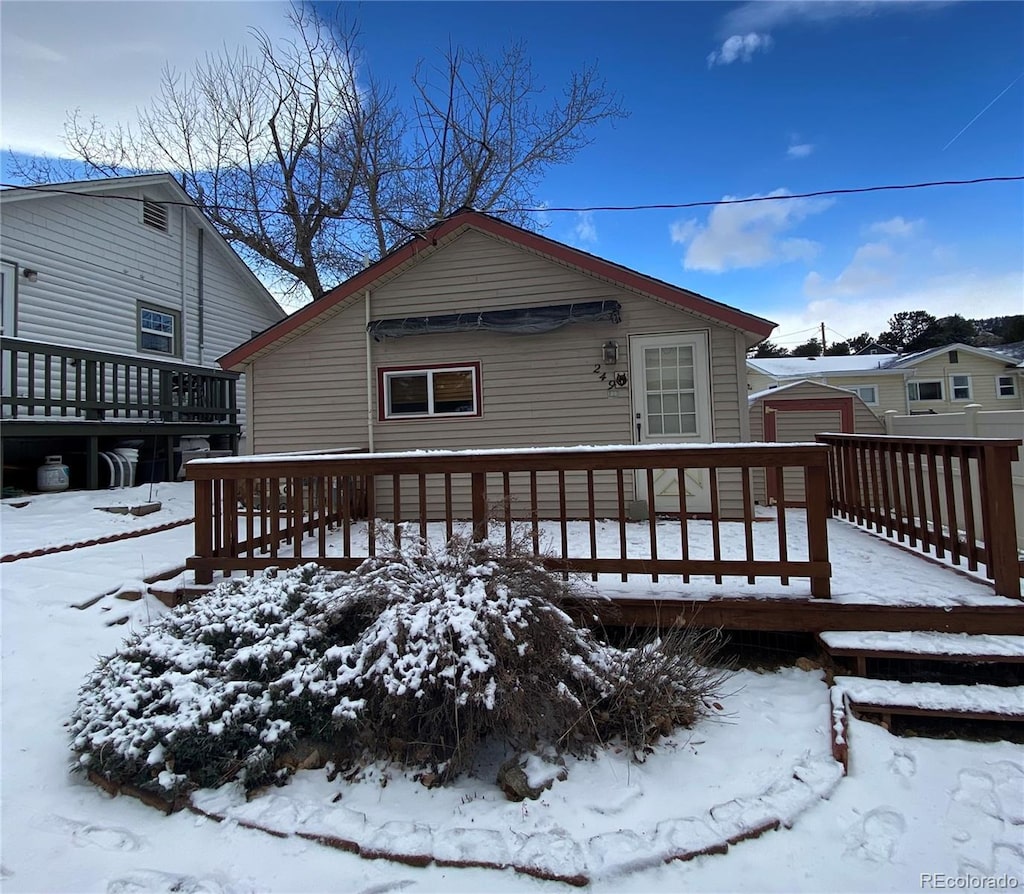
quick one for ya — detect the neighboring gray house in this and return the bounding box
[219,208,776,518]
[0,174,285,489]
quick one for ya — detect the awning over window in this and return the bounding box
[367,299,621,341]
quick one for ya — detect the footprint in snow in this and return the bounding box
[959,840,1024,882]
[356,882,416,894]
[888,748,917,779]
[844,808,906,863]
[950,769,1003,820]
[587,787,643,816]
[986,761,1024,825]
[947,769,1016,873]
[51,816,144,852]
[107,869,257,894]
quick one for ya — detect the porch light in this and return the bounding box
[602,340,619,365]
[22,268,38,282]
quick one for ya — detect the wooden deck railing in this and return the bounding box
[817,433,1023,600]
[186,444,833,597]
[1,336,239,422]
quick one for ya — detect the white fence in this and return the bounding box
[884,405,1024,553]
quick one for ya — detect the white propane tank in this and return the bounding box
[37,455,70,492]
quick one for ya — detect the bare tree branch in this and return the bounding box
[19,5,625,302]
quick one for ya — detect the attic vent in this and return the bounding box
[142,198,168,232]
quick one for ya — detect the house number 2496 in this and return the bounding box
[593,364,628,391]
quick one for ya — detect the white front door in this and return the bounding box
[630,331,713,513]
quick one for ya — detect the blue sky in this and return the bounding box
[2,1,1021,347]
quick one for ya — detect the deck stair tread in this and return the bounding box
[820,631,1024,661]
[833,676,1024,719]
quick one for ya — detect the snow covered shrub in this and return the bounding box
[68,564,354,798]
[70,536,726,800]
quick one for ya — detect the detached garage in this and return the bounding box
[749,379,884,505]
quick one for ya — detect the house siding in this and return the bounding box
[748,369,908,417]
[748,380,884,503]
[902,352,1024,413]
[248,229,752,517]
[0,184,284,433]
[748,350,1023,418]
[2,188,187,354]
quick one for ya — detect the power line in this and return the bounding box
[494,176,1024,214]
[766,325,823,342]
[2,174,1021,220]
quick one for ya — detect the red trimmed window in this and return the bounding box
[379,363,481,420]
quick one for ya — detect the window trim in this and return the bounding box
[845,384,879,406]
[907,379,943,402]
[137,302,181,358]
[1,260,16,338]
[378,362,482,421]
[996,374,1018,399]
[949,373,972,402]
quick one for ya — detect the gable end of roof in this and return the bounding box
[220,209,775,369]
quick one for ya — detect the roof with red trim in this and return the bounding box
[219,208,776,370]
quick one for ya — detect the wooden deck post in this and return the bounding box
[83,436,99,489]
[978,443,1022,600]
[84,359,100,420]
[805,456,832,599]
[471,472,488,542]
[193,479,214,585]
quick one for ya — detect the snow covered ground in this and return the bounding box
[1,485,1022,892]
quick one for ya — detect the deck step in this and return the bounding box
[833,676,1024,723]
[819,632,1024,679]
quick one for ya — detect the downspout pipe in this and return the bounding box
[197,228,206,365]
[365,288,374,452]
[179,206,188,361]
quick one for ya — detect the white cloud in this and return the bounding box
[774,269,1024,344]
[574,211,598,245]
[776,230,1023,343]
[707,33,773,67]
[0,1,290,158]
[711,2,959,67]
[719,1,958,36]
[867,216,923,238]
[670,189,832,272]
[804,241,896,300]
[786,141,814,159]
[3,34,67,65]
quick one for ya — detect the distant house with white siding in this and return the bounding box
[218,208,776,518]
[0,174,285,489]
[747,343,1024,417]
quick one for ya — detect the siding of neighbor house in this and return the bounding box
[747,368,907,417]
[748,381,884,442]
[247,228,753,518]
[0,184,284,431]
[748,380,884,503]
[901,351,1024,413]
[748,350,1023,417]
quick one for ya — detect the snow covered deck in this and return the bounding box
[183,443,1023,633]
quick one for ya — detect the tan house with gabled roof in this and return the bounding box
[747,342,1024,417]
[220,209,776,518]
